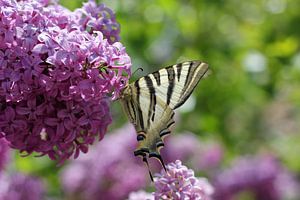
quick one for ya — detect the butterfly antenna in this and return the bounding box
[143,156,154,182]
[132,67,144,77]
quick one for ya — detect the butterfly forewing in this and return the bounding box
[120,60,209,170]
[144,61,209,110]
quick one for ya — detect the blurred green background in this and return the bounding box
[11,0,300,199]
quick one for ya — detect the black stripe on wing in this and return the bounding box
[159,129,171,138]
[129,100,136,122]
[184,62,194,87]
[134,81,145,130]
[174,61,209,109]
[166,67,175,105]
[144,75,157,126]
[152,71,161,86]
[176,63,182,82]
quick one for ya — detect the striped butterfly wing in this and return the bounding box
[149,60,209,110]
[120,61,209,175]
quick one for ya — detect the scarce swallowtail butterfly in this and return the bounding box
[119,60,209,180]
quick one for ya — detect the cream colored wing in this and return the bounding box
[143,60,209,110]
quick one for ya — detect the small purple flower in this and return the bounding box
[0,173,45,200]
[213,155,300,200]
[0,0,131,162]
[154,160,214,200]
[127,190,154,200]
[0,138,9,172]
[61,124,148,200]
[75,1,120,44]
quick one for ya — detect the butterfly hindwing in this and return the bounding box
[120,60,209,168]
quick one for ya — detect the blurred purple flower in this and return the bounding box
[61,124,148,200]
[162,133,200,163]
[0,173,44,200]
[195,142,223,170]
[154,160,214,200]
[162,133,223,171]
[127,190,154,200]
[0,0,131,162]
[0,138,9,172]
[213,155,300,200]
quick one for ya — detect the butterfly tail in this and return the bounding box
[142,156,154,182]
[149,152,167,172]
[135,150,154,182]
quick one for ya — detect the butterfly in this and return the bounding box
[119,60,209,180]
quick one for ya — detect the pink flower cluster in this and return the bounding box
[127,190,154,200]
[61,124,147,200]
[154,160,214,200]
[0,0,131,162]
[76,1,120,44]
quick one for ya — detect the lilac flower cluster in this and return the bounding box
[0,0,131,162]
[76,1,120,44]
[213,155,300,200]
[0,138,9,172]
[0,173,44,200]
[61,124,148,200]
[154,160,214,200]
[127,190,154,200]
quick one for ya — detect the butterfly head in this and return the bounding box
[119,84,133,100]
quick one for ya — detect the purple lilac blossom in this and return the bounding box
[75,1,120,44]
[213,155,300,200]
[0,0,131,162]
[61,124,148,200]
[0,173,44,200]
[127,190,154,200]
[0,138,9,172]
[154,160,214,200]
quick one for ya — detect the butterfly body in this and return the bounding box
[119,61,209,172]
[121,83,174,155]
